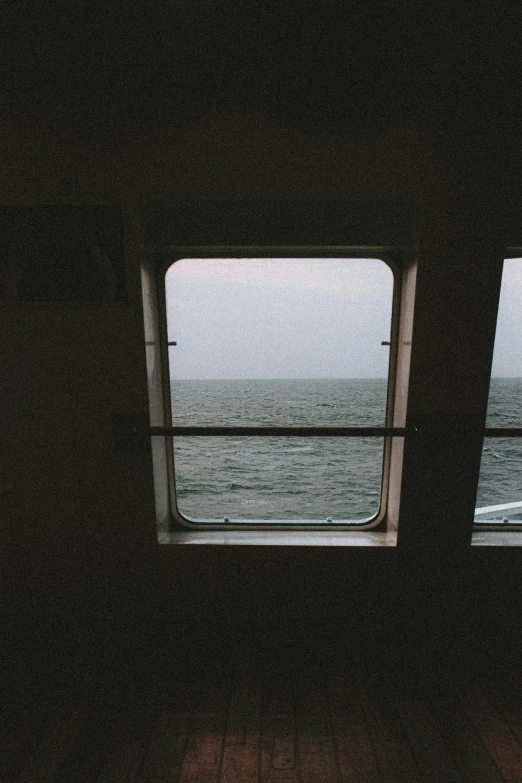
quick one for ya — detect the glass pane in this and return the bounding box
[475,258,522,522]
[165,258,394,523]
[174,436,383,522]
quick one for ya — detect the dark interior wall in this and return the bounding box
[1,3,522,653]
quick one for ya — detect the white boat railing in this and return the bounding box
[474,501,522,522]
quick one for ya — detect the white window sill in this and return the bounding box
[472,531,522,546]
[158,530,397,546]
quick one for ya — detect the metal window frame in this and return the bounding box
[473,250,522,531]
[154,247,404,532]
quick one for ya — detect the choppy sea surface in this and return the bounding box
[169,378,522,522]
[477,377,522,510]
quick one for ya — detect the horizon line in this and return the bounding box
[170,376,388,381]
[169,375,522,381]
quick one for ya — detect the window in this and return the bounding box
[152,249,403,531]
[475,256,522,528]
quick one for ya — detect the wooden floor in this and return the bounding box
[2,616,522,782]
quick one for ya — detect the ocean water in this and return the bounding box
[477,377,522,510]
[169,378,522,522]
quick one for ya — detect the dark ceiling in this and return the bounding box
[1,1,520,137]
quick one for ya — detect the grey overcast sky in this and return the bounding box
[491,258,522,377]
[165,257,522,380]
[166,258,394,379]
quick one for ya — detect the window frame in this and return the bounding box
[473,248,522,532]
[152,246,405,533]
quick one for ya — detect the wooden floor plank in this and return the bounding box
[359,674,421,783]
[295,674,341,783]
[220,674,261,783]
[224,674,260,746]
[260,675,299,783]
[8,653,522,783]
[178,716,225,783]
[327,674,382,783]
[178,682,229,783]
[429,688,505,783]
[460,685,522,783]
[397,698,462,783]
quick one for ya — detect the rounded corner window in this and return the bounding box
[160,251,399,531]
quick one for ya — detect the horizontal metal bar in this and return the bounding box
[483,429,522,437]
[148,426,522,438]
[150,426,407,437]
